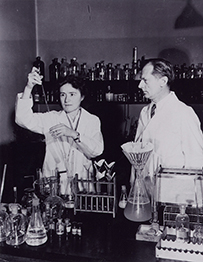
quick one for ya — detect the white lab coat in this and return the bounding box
[15,94,104,190]
[132,92,203,205]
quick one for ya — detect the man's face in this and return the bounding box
[138,64,163,102]
[60,83,84,114]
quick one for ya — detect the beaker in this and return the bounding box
[124,170,151,222]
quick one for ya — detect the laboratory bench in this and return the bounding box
[0,209,158,262]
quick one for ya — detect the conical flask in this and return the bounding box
[26,198,47,246]
[124,171,151,221]
[121,142,153,222]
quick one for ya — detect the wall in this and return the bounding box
[36,0,203,80]
[0,0,36,144]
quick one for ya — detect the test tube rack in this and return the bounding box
[156,235,203,262]
[74,175,116,218]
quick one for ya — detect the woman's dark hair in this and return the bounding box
[143,58,175,87]
[59,75,86,97]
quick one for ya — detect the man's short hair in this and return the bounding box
[143,58,175,87]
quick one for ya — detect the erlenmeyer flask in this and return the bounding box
[121,141,153,222]
[124,172,151,222]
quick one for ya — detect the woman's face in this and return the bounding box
[60,83,84,114]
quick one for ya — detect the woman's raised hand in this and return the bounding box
[27,67,43,89]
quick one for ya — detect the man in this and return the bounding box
[132,58,203,204]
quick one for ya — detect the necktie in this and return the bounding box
[151,104,156,118]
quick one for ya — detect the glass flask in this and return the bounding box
[5,203,27,246]
[121,142,153,222]
[0,204,8,242]
[118,185,127,209]
[175,204,190,243]
[124,173,151,221]
[26,198,47,246]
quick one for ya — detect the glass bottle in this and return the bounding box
[43,176,64,221]
[56,218,65,235]
[80,63,88,79]
[106,63,114,81]
[65,218,72,236]
[175,204,190,243]
[69,57,79,76]
[5,203,27,246]
[0,204,8,242]
[33,56,45,80]
[114,64,122,80]
[26,198,47,246]
[119,185,127,209]
[123,64,130,80]
[60,57,69,80]
[49,58,61,83]
[131,47,138,80]
[99,61,105,81]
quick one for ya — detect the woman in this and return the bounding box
[15,67,104,193]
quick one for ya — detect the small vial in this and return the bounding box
[72,222,77,236]
[65,218,72,235]
[119,185,127,209]
[77,222,82,237]
[56,218,65,235]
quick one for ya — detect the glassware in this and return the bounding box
[60,57,69,79]
[33,56,45,79]
[5,203,27,246]
[26,198,47,246]
[56,218,65,235]
[43,176,64,220]
[59,171,75,209]
[121,142,153,222]
[118,185,127,209]
[175,204,190,243]
[0,204,8,242]
[21,188,37,217]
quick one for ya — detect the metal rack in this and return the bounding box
[74,175,116,218]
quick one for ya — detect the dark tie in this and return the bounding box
[151,104,156,118]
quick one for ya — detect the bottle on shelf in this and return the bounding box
[175,204,190,243]
[95,62,100,80]
[105,85,113,102]
[60,57,69,80]
[49,58,61,83]
[118,185,127,209]
[114,64,122,80]
[69,57,79,76]
[99,61,106,81]
[131,47,138,80]
[123,64,130,80]
[26,198,47,246]
[106,63,114,81]
[80,63,88,79]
